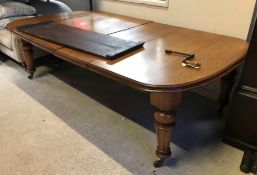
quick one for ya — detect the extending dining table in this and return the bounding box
[6,11,248,167]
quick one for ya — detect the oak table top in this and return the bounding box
[7,11,249,167]
[7,11,248,92]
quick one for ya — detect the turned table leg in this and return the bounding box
[150,92,182,167]
[20,40,35,79]
[217,69,237,114]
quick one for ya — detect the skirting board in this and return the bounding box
[223,136,257,151]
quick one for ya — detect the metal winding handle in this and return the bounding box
[182,60,201,69]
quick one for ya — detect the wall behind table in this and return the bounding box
[97,0,255,39]
[59,0,90,10]
[96,0,256,100]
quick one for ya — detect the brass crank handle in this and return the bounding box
[182,60,201,69]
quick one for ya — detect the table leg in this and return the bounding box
[217,69,237,114]
[150,92,182,167]
[20,40,35,79]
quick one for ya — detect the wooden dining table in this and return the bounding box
[6,11,249,167]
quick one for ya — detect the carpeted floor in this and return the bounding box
[0,54,245,175]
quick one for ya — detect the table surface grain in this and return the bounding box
[7,11,249,92]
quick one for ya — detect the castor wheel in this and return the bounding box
[154,159,165,168]
[28,73,33,79]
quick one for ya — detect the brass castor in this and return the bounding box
[154,159,165,168]
[28,73,34,79]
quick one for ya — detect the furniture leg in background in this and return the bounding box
[240,150,257,174]
[251,152,257,174]
[150,92,182,167]
[217,69,238,114]
[240,150,255,173]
